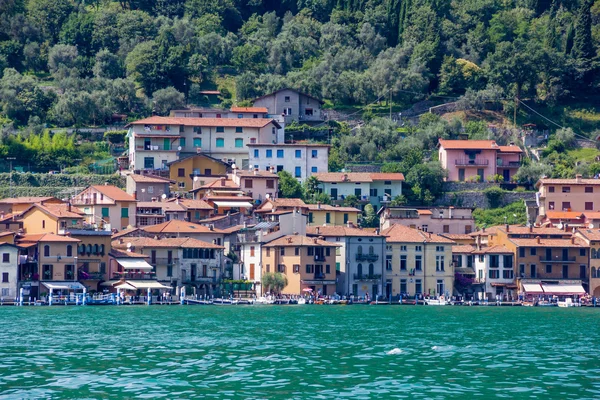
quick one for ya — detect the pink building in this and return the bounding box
[438,140,523,182]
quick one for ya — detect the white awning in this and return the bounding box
[542,284,586,295]
[114,282,137,290]
[522,283,544,294]
[126,280,171,289]
[42,281,86,290]
[116,258,154,271]
[213,201,254,208]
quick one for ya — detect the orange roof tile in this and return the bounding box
[264,235,340,247]
[509,237,586,247]
[438,139,500,150]
[452,245,476,253]
[306,226,381,237]
[234,171,279,178]
[545,211,584,219]
[128,116,278,128]
[137,202,186,212]
[0,196,60,204]
[381,224,455,244]
[305,204,361,213]
[577,229,600,241]
[497,224,570,235]
[90,185,136,202]
[142,220,224,234]
[442,234,474,240]
[200,179,240,189]
[537,178,600,186]
[17,233,80,243]
[168,198,213,210]
[583,212,600,219]
[472,245,513,254]
[23,203,85,219]
[230,107,268,113]
[417,210,433,215]
[112,237,223,249]
[498,145,523,153]
[109,248,148,258]
[128,174,175,184]
[312,172,373,183]
[369,173,405,181]
[112,227,141,239]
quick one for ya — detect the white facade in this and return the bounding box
[315,173,404,209]
[247,144,330,182]
[474,252,516,300]
[0,244,19,300]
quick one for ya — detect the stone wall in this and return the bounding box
[435,191,535,209]
[442,182,500,192]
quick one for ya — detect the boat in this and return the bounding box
[185,298,213,305]
[212,298,239,305]
[557,298,580,308]
[297,298,306,305]
[253,296,275,305]
[535,300,556,307]
[425,297,448,306]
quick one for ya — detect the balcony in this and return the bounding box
[150,258,180,265]
[356,253,379,262]
[539,256,577,263]
[455,159,489,166]
[78,271,104,280]
[112,272,155,280]
[314,255,326,262]
[135,145,178,152]
[184,276,217,284]
[237,233,259,243]
[353,274,382,281]
[497,160,522,168]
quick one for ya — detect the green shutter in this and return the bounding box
[121,207,129,218]
[101,207,109,217]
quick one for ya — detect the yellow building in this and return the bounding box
[20,203,85,235]
[575,229,600,296]
[307,203,360,226]
[0,196,63,214]
[168,154,229,192]
[70,229,113,291]
[262,235,339,296]
[72,185,137,231]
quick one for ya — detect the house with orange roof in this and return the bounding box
[126,115,282,171]
[126,173,174,202]
[471,244,517,300]
[575,228,600,297]
[438,139,522,182]
[255,198,308,215]
[381,224,455,299]
[166,198,214,223]
[0,242,20,300]
[379,206,475,234]
[247,143,330,182]
[0,196,63,215]
[20,203,85,235]
[167,153,229,192]
[135,200,187,227]
[536,175,600,218]
[0,213,23,233]
[313,172,405,209]
[141,219,226,245]
[72,185,137,231]
[306,203,361,226]
[229,167,279,202]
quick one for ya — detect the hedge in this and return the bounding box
[0,173,125,189]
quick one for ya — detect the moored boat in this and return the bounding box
[557,298,580,308]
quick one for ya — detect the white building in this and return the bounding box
[307,226,385,299]
[247,143,330,182]
[313,172,405,209]
[126,116,282,171]
[0,243,19,300]
[473,245,516,300]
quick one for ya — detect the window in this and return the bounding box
[235,127,243,133]
[253,149,259,158]
[294,247,299,256]
[121,207,129,218]
[277,264,285,273]
[530,265,537,278]
[415,255,422,270]
[415,279,422,294]
[343,213,348,223]
[308,213,313,223]
[2,272,8,282]
[250,246,255,257]
[436,255,445,271]
[245,179,253,189]
[235,138,244,148]
[293,264,299,273]
[66,245,72,257]
[266,180,274,189]
[43,265,52,280]
[237,114,243,119]
[549,201,555,210]
[266,149,272,158]
[549,186,555,193]
[44,245,50,257]
[144,157,154,169]
[546,265,552,274]
[280,247,285,256]
[586,202,594,211]
[295,167,301,178]
[585,187,593,193]
[2,253,8,263]
[369,188,378,197]
[489,270,500,279]
[519,248,525,257]
[530,247,536,256]
[400,255,407,270]
[167,265,173,277]
[580,248,586,256]
[421,225,428,232]
[436,246,445,252]
[194,138,202,148]
[562,202,571,210]
[284,96,290,102]
[443,225,449,233]
[325,213,331,224]
[311,166,317,173]
[305,108,313,116]
[386,255,392,270]
[277,149,284,158]
[326,264,330,274]
[216,127,224,133]
[179,138,186,148]
[306,264,314,273]
[266,248,270,257]
[354,188,361,197]
[295,150,301,158]
[415,246,422,252]
[400,245,407,251]
[216,138,224,147]
[178,168,185,177]
[562,186,570,193]
[311,150,317,158]
[178,182,185,188]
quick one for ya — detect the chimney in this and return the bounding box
[576,174,582,183]
[346,221,352,228]
[175,198,179,205]
[286,237,292,243]
[375,228,380,235]
[220,177,226,187]
[476,234,481,250]
[571,236,575,244]
[270,166,275,174]
[564,223,569,232]
[209,224,214,231]
[104,182,108,186]
[119,238,124,244]
[67,202,71,212]
[317,201,321,210]
[536,236,541,244]
[254,168,258,175]
[313,238,318,244]
[316,226,320,235]
[505,224,509,232]
[482,227,486,233]
[529,225,533,233]
[343,174,348,182]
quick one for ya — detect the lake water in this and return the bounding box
[1,305,599,399]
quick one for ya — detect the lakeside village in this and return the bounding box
[1,89,600,308]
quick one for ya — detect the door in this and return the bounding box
[562,265,568,279]
[164,138,170,150]
[530,265,536,278]
[477,169,484,182]
[458,169,465,181]
[562,249,569,261]
[330,188,338,200]
[372,284,378,300]
[386,282,392,299]
[190,264,196,281]
[144,139,151,150]
[249,263,255,280]
[202,265,208,277]
[503,169,510,182]
[580,265,586,279]
[546,249,552,261]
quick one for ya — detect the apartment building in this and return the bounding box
[167,154,229,192]
[252,88,325,124]
[306,203,360,226]
[20,203,85,235]
[536,176,600,217]
[247,143,330,181]
[379,206,475,234]
[72,185,137,231]
[229,168,279,203]
[575,229,600,297]
[0,243,20,299]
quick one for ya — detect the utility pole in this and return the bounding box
[6,157,16,198]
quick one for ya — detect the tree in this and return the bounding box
[405,161,447,205]
[303,175,321,202]
[48,44,79,79]
[261,272,288,294]
[514,162,552,185]
[93,49,123,79]
[26,0,74,43]
[571,0,594,61]
[152,87,185,116]
[278,170,304,198]
[362,204,379,228]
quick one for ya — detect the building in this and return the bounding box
[141,219,226,245]
[167,154,229,192]
[379,206,475,234]
[536,176,600,218]
[0,197,63,215]
[72,185,137,231]
[252,88,325,124]
[247,143,330,181]
[0,213,23,233]
[255,198,308,215]
[171,107,268,119]
[136,201,187,227]
[438,139,523,182]
[20,203,85,235]
[381,224,455,299]
[126,173,174,202]
[69,229,112,292]
[167,198,214,223]
[126,116,282,171]
[575,229,600,297]
[306,226,385,299]
[314,172,405,209]
[0,243,20,300]
[229,168,279,203]
[262,235,339,295]
[472,245,516,300]
[307,203,361,226]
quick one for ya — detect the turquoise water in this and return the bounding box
[1,306,600,399]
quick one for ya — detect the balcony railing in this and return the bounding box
[150,258,180,265]
[184,276,217,283]
[455,159,489,166]
[314,255,325,262]
[356,253,379,262]
[112,272,155,280]
[353,274,382,280]
[313,273,326,280]
[539,256,577,263]
[237,233,259,243]
[78,271,105,280]
[136,145,178,151]
[497,160,522,168]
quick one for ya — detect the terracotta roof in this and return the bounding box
[137,202,186,212]
[442,234,474,240]
[17,233,80,243]
[545,211,584,219]
[234,171,279,178]
[90,185,136,202]
[112,237,223,249]
[468,227,499,237]
[306,204,361,213]
[509,237,586,248]
[498,145,523,153]
[313,172,374,183]
[168,198,213,210]
[382,224,455,244]
[109,249,148,258]
[253,88,324,104]
[264,235,339,247]
[112,227,141,239]
[306,226,380,237]
[497,225,570,235]
[200,179,240,189]
[230,107,268,113]
[142,220,224,234]
[219,225,247,234]
[128,174,175,184]
[23,203,85,219]
[452,245,476,253]
[0,196,59,204]
[536,178,600,187]
[583,212,600,219]
[204,195,253,202]
[198,214,231,223]
[0,213,18,223]
[472,245,513,254]
[438,139,500,150]
[577,229,600,241]
[369,173,405,181]
[256,198,307,211]
[417,210,433,215]
[128,116,279,129]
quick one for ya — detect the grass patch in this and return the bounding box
[567,148,600,162]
